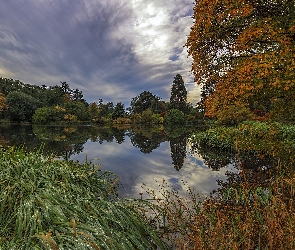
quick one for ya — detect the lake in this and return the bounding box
[0,123,237,198]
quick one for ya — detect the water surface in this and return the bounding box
[0,123,237,198]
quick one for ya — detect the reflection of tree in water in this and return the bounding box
[170,134,187,171]
[191,145,235,171]
[129,133,162,154]
[89,127,125,144]
[128,127,167,154]
[191,141,275,172]
[0,124,42,150]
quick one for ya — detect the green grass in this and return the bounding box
[0,146,169,249]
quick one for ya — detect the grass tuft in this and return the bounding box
[0,146,169,249]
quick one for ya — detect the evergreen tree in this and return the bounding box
[170,74,188,113]
[112,102,126,119]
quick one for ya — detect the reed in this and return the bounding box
[141,173,295,249]
[0,146,168,249]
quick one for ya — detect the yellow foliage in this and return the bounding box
[0,92,8,113]
[187,0,295,122]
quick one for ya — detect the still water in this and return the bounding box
[0,123,237,198]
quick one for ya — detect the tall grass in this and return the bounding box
[142,171,295,249]
[0,146,169,249]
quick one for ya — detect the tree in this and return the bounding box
[0,92,8,115]
[112,102,126,119]
[98,101,114,118]
[186,0,295,123]
[6,91,41,121]
[170,74,188,113]
[164,109,186,125]
[130,91,161,114]
[63,101,89,121]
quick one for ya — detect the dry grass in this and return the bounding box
[142,171,295,250]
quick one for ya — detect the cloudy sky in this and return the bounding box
[0,0,200,107]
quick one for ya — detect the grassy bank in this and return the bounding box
[0,146,168,249]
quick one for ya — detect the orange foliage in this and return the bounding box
[0,92,8,113]
[186,0,295,123]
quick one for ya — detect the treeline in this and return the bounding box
[0,74,204,125]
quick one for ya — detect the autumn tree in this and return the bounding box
[170,74,188,113]
[0,92,8,117]
[186,0,295,123]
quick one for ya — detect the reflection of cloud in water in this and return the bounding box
[70,137,238,199]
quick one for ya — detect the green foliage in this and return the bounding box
[98,101,114,119]
[88,102,100,121]
[169,74,188,113]
[32,107,54,124]
[191,121,295,163]
[130,91,161,114]
[6,91,41,121]
[215,105,256,125]
[137,109,159,124]
[112,102,126,119]
[164,109,185,125]
[63,101,89,121]
[0,146,168,249]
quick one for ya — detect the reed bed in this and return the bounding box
[0,146,168,249]
[142,170,295,249]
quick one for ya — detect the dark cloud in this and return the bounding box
[0,0,198,106]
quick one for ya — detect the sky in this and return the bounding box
[0,0,200,107]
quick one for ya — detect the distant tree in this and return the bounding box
[88,102,99,121]
[71,88,84,102]
[130,91,161,114]
[32,107,54,124]
[0,92,8,115]
[6,91,41,121]
[99,101,114,118]
[63,101,89,121]
[170,74,188,113]
[112,102,126,119]
[164,109,186,125]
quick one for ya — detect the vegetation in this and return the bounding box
[140,121,295,249]
[186,0,295,124]
[169,74,188,113]
[0,146,168,249]
[0,75,203,126]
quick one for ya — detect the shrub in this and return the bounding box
[164,109,185,125]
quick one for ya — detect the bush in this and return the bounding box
[164,109,185,125]
[215,105,255,125]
